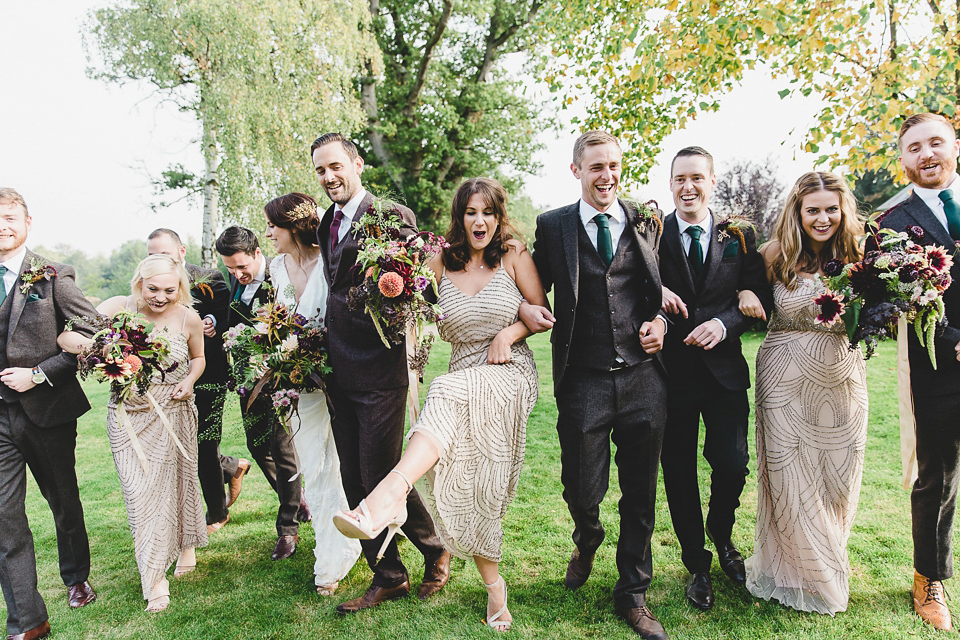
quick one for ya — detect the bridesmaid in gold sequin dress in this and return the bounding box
[333,178,548,631]
[59,254,207,613]
[739,172,868,614]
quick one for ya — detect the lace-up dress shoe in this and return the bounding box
[6,620,50,640]
[271,534,298,560]
[685,572,714,610]
[417,550,451,600]
[564,548,595,590]
[913,569,952,630]
[615,603,669,639]
[336,580,410,614]
[68,581,96,608]
[707,530,746,582]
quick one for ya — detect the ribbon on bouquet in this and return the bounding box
[115,390,194,473]
[898,315,919,491]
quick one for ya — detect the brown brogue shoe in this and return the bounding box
[6,620,50,640]
[226,459,250,508]
[913,569,952,631]
[417,550,452,600]
[68,580,96,608]
[271,534,298,561]
[615,603,669,639]
[336,580,410,614]
[564,548,595,590]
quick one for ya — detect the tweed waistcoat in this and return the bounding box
[0,294,18,402]
[567,224,657,370]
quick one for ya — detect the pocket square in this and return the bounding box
[26,293,42,302]
[722,241,740,258]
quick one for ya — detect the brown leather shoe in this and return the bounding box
[615,603,669,639]
[271,534,298,561]
[67,580,96,608]
[417,550,452,600]
[336,580,410,614]
[564,548,595,590]
[913,569,952,631]
[6,620,50,640]
[206,514,229,535]
[226,459,250,508]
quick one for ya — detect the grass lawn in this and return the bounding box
[5,331,952,638]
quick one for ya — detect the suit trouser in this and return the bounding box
[913,392,960,580]
[0,403,90,635]
[327,378,445,588]
[660,366,749,574]
[195,384,230,524]
[235,396,302,538]
[556,360,666,609]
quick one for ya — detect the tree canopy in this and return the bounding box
[543,0,957,187]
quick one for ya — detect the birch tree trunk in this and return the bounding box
[201,126,220,269]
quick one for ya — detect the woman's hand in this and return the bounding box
[486,329,513,364]
[738,289,766,321]
[172,380,194,401]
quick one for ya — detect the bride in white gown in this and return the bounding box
[264,193,360,594]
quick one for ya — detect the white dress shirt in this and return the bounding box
[241,256,267,306]
[1,247,26,296]
[675,211,727,341]
[913,173,959,234]
[578,199,626,251]
[335,188,368,245]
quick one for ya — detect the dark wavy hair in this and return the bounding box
[443,178,517,271]
[264,193,320,248]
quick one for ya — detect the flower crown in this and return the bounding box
[288,201,317,221]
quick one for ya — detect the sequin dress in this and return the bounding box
[745,278,868,614]
[409,267,538,561]
[107,319,207,600]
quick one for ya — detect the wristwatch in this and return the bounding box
[31,367,46,385]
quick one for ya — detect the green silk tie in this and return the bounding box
[939,189,960,240]
[593,213,613,266]
[686,225,704,276]
[0,265,9,306]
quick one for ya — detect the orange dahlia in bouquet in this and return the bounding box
[347,196,448,375]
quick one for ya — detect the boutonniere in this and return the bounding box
[191,272,215,299]
[628,199,663,236]
[354,194,405,241]
[19,257,57,294]
[716,215,754,255]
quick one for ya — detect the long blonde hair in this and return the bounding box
[130,254,193,309]
[770,171,862,288]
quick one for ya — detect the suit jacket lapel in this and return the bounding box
[8,249,34,336]
[622,199,661,289]
[904,191,954,247]
[699,212,724,293]
[318,203,335,284]
[560,204,580,303]
[331,192,375,288]
[663,213,696,292]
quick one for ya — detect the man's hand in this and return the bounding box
[518,301,556,333]
[661,285,688,318]
[202,316,216,338]
[639,317,666,354]
[0,367,36,392]
[684,319,724,350]
[955,340,960,362]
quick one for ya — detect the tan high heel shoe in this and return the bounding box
[332,469,411,559]
[484,576,512,632]
[146,578,170,613]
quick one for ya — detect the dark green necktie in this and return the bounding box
[939,189,960,240]
[0,265,9,306]
[686,225,704,276]
[233,284,244,302]
[593,213,613,266]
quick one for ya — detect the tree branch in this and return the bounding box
[403,0,453,118]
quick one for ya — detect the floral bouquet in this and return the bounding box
[817,226,953,367]
[74,309,181,470]
[347,197,448,375]
[223,299,331,421]
[75,308,176,401]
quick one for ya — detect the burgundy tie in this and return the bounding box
[330,209,344,252]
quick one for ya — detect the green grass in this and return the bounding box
[6,332,950,638]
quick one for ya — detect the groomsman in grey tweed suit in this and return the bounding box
[0,188,99,640]
[524,131,669,640]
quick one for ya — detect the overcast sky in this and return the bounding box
[3,0,827,256]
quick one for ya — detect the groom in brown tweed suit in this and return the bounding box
[0,188,99,640]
